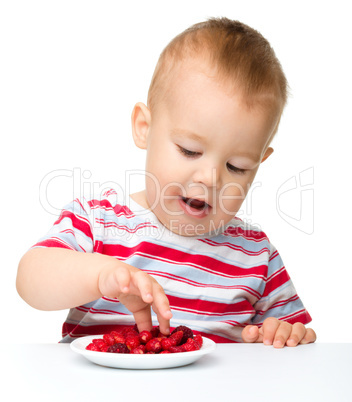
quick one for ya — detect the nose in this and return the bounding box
[192,162,221,189]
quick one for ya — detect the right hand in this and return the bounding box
[98,261,172,335]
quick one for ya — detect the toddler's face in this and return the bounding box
[133,61,280,236]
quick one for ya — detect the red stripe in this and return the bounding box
[255,295,300,316]
[75,306,128,316]
[101,296,119,302]
[100,241,268,279]
[224,226,269,242]
[95,219,158,233]
[261,267,290,297]
[74,198,86,212]
[102,189,117,197]
[167,294,255,316]
[280,308,312,324]
[199,238,270,256]
[32,238,75,250]
[94,240,104,253]
[88,199,135,218]
[54,210,93,241]
[269,250,279,261]
[146,270,262,299]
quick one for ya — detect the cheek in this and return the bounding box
[218,179,251,213]
[145,155,185,201]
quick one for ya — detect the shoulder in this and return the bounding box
[222,216,271,245]
[84,189,134,218]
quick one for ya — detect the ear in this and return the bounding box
[131,102,151,149]
[261,147,274,163]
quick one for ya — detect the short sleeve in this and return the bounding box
[251,243,312,326]
[31,198,94,253]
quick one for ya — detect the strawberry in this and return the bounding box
[122,326,139,338]
[88,323,199,354]
[161,337,176,351]
[183,338,199,352]
[171,325,193,344]
[92,339,107,350]
[126,336,140,351]
[131,345,146,354]
[139,330,152,345]
[107,343,130,353]
[100,344,109,352]
[146,338,162,353]
[170,330,183,346]
[194,334,203,348]
[150,326,160,338]
[103,333,115,346]
[169,345,186,353]
[110,331,125,344]
[86,343,100,351]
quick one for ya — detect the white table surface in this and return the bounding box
[3,343,352,402]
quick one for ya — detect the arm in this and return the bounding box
[16,247,172,334]
[241,243,316,347]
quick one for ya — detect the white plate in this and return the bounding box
[70,335,216,369]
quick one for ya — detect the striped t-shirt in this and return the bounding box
[33,189,311,343]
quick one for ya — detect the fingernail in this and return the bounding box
[274,340,283,348]
[264,339,271,345]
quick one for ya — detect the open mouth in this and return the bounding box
[180,196,211,218]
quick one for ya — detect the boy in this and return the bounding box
[16,18,316,347]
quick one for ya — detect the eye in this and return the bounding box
[177,145,201,158]
[227,163,247,175]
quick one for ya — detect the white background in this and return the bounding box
[1,0,351,344]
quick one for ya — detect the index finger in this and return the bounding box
[151,283,172,335]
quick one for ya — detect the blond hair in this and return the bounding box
[147,17,288,117]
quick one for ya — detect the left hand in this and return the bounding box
[241,317,316,348]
